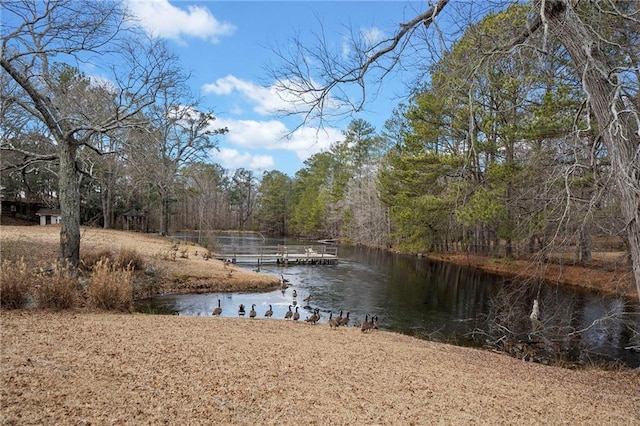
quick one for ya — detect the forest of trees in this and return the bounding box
[2,1,638,299]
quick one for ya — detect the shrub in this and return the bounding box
[80,248,113,271]
[87,259,133,311]
[115,247,144,271]
[35,261,79,310]
[0,258,31,309]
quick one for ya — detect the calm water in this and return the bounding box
[139,232,640,367]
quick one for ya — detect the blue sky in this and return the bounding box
[125,1,431,176]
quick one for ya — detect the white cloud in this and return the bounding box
[126,0,235,43]
[212,117,342,163]
[342,26,385,59]
[203,75,342,116]
[211,148,275,172]
[361,26,384,48]
[284,126,342,161]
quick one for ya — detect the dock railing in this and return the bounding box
[214,244,338,265]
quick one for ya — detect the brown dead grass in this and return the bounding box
[1,225,639,423]
[0,225,280,296]
[1,311,638,425]
[428,252,636,300]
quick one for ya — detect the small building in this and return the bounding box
[122,209,148,232]
[36,208,62,225]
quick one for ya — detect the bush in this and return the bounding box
[87,259,133,311]
[115,247,144,271]
[35,261,79,310]
[0,258,31,309]
[80,248,113,271]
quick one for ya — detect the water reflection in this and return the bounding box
[140,233,640,367]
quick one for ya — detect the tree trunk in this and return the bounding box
[576,226,592,263]
[545,0,640,301]
[58,138,81,266]
[161,195,170,236]
[102,184,113,229]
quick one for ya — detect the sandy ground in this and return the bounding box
[2,311,639,425]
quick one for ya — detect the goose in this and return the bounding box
[338,312,350,327]
[284,305,293,320]
[372,315,379,329]
[293,306,300,321]
[292,289,297,298]
[281,274,290,284]
[361,314,373,332]
[303,295,312,303]
[249,304,257,319]
[212,299,222,316]
[306,308,320,324]
[335,310,343,324]
[238,304,246,316]
[328,311,339,329]
[264,304,273,318]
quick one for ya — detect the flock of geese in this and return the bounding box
[210,275,380,332]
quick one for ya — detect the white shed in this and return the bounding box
[36,208,62,225]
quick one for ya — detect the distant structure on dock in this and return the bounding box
[214,244,338,265]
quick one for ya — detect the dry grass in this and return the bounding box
[33,262,79,310]
[2,224,639,423]
[0,225,281,297]
[0,258,30,309]
[429,252,636,300]
[87,259,134,311]
[1,311,639,425]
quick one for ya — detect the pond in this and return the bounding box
[138,232,640,367]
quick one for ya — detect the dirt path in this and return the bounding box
[2,311,639,425]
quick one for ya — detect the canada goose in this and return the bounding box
[292,300,297,306]
[212,299,222,316]
[338,312,350,327]
[284,305,293,320]
[281,274,290,284]
[335,310,343,324]
[303,295,311,303]
[249,304,257,319]
[306,308,320,324]
[361,314,373,332]
[293,306,300,321]
[238,304,246,316]
[292,289,297,298]
[264,304,273,318]
[372,315,379,329]
[328,312,339,329]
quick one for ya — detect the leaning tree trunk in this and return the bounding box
[58,138,81,267]
[544,0,640,301]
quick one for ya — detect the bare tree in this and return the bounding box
[1,0,182,265]
[126,82,227,236]
[269,0,640,302]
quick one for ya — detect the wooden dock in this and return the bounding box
[214,244,338,265]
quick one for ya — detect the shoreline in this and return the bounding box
[2,226,639,423]
[0,224,635,301]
